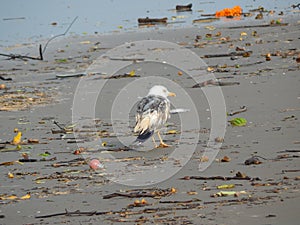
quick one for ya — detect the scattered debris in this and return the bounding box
[228,106,247,116]
[180,172,260,181]
[202,51,252,58]
[103,188,177,199]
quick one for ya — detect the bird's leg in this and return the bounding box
[152,136,158,148]
[157,131,170,148]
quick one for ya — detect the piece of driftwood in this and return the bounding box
[35,203,203,219]
[180,175,260,181]
[200,13,252,17]
[138,17,168,25]
[202,51,253,58]
[193,18,220,23]
[228,23,288,29]
[103,188,175,199]
[0,44,43,60]
[228,106,247,116]
[176,3,192,11]
[0,76,12,81]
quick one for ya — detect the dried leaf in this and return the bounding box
[200,156,209,162]
[170,187,177,193]
[20,193,31,200]
[221,156,231,162]
[28,139,39,144]
[80,41,91,44]
[128,70,135,77]
[217,184,235,189]
[0,195,18,200]
[7,172,14,178]
[167,130,179,134]
[187,191,198,195]
[215,137,224,142]
[12,128,22,145]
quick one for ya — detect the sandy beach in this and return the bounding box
[0,5,300,225]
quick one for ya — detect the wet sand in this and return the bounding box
[0,13,300,225]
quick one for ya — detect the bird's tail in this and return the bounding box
[132,130,154,146]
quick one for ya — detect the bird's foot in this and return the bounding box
[157,142,170,148]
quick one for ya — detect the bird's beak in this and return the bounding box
[168,92,176,97]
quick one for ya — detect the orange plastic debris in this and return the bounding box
[216,6,242,17]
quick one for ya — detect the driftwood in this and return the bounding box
[0,44,43,61]
[193,18,220,23]
[176,3,192,11]
[200,13,252,17]
[0,76,12,81]
[138,17,168,25]
[35,204,202,219]
[103,188,175,199]
[202,51,253,58]
[228,23,288,29]
[204,196,276,205]
[180,175,260,181]
[228,106,247,116]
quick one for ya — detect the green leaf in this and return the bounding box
[55,58,68,63]
[229,117,247,126]
[38,152,51,157]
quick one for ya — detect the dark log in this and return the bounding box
[176,3,192,11]
[138,17,168,25]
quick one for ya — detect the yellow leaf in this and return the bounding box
[207,67,214,72]
[217,184,235,189]
[80,41,91,44]
[240,32,247,36]
[205,26,216,31]
[12,129,22,145]
[0,195,18,200]
[128,70,135,76]
[187,191,198,195]
[167,130,178,134]
[20,193,31,200]
[170,187,177,193]
[102,141,107,147]
[7,172,14,178]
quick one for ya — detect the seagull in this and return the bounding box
[133,85,176,148]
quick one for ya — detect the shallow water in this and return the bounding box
[0,0,295,47]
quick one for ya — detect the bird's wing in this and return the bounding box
[134,95,170,136]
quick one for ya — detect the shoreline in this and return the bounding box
[0,11,299,225]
